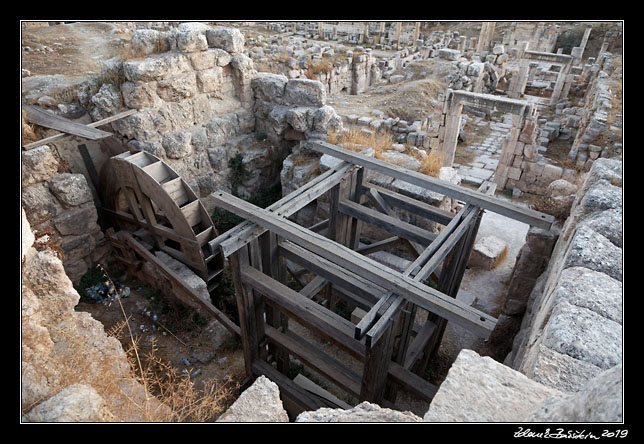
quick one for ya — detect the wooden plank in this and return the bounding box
[212,163,354,258]
[23,105,112,140]
[251,360,330,416]
[293,374,351,410]
[356,236,402,256]
[278,240,382,309]
[265,326,362,398]
[298,275,328,299]
[241,265,366,360]
[363,183,454,226]
[212,191,497,339]
[360,317,395,404]
[338,198,436,247]
[309,140,554,230]
[387,361,438,402]
[403,319,438,370]
[23,109,138,150]
[119,232,240,337]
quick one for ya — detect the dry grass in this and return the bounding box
[418,150,443,177]
[22,265,240,422]
[328,126,394,160]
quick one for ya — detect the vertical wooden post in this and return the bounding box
[260,231,289,373]
[413,208,484,375]
[360,318,395,404]
[229,246,261,378]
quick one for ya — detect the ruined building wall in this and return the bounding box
[504,158,622,393]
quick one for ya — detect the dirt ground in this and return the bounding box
[74,266,247,416]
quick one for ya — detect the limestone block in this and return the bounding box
[577,179,622,218]
[22,182,65,222]
[206,28,245,54]
[251,72,288,104]
[563,225,622,282]
[546,178,577,197]
[213,48,232,67]
[131,29,161,56]
[507,166,522,181]
[49,173,93,207]
[124,53,190,82]
[196,67,223,93]
[176,30,208,53]
[21,145,62,187]
[438,48,460,61]
[526,344,604,393]
[217,376,288,422]
[26,383,115,422]
[542,300,622,370]
[552,267,622,325]
[297,402,422,422]
[52,203,99,236]
[156,72,198,102]
[161,131,193,159]
[21,207,35,262]
[184,45,215,69]
[469,235,507,270]
[89,83,123,121]
[578,207,622,248]
[120,80,160,109]
[527,364,622,422]
[284,78,326,107]
[541,164,564,181]
[423,349,562,422]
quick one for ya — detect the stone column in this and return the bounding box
[441,92,463,167]
[413,22,420,43]
[550,61,571,105]
[395,22,402,48]
[318,22,324,39]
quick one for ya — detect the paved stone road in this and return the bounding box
[453,112,514,187]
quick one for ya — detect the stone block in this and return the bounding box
[217,376,288,422]
[21,145,63,187]
[541,164,564,181]
[542,300,622,370]
[507,166,522,180]
[469,235,507,270]
[438,48,460,61]
[130,29,161,56]
[527,364,622,422]
[206,28,245,54]
[283,78,326,107]
[121,81,162,109]
[196,67,223,93]
[251,72,288,104]
[49,173,93,207]
[156,72,198,102]
[526,345,604,393]
[424,349,562,422]
[564,225,622,281]
[176,30,208,53]
[162,131,193,159]
[297,401,422,422]
[52,204,99,236]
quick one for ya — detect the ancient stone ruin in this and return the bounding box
[21,20,622,424]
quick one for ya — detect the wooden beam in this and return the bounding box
[338,198,437,247]
[356,236,402,255]
[241,265,366,360]
[265,326,362,398]
[308,140,554,230]
[23,105,113,141]
[22,109,138,150]
[211,162,354,258]
[118,232,240,337]
[279,240,381,310]
[363,183,454,226]
[212,191,497,339]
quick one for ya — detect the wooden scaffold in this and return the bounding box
[205,140,554,416]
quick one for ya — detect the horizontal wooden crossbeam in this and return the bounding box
[211,191,497,338]
[309,140,554,230]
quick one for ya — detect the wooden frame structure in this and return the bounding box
[206,141,554,416]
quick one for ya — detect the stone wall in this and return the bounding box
[21,209,170,421]
[505,158,622,393]
[99,25,261,211]
[21,145,110,283]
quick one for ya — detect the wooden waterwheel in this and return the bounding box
[99,150,225,294]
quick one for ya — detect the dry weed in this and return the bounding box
[328,126,394,160]
[418,150,443,177]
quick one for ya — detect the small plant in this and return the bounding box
[228,153,253,197]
